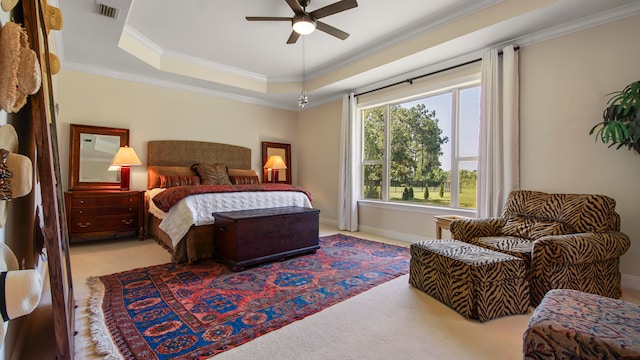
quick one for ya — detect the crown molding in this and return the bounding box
[61,61,295,111]
[121,25,268,83]
[307,0,501,82]
[516,1,640,47]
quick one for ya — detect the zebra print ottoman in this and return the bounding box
[409,239,530,322]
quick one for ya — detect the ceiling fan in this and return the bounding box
[246,0,358,44]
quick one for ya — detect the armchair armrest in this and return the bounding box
[450,217,505,243]
[532,231,630,265]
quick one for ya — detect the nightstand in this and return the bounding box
[434,215,470,239]
[64,190,143,243]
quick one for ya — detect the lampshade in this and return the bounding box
[292,14,316,35]
[111,146,141,166]
[263,155,287,170]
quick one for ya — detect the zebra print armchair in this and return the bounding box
[450,190,630,306]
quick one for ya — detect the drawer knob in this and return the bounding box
[79,200,84,204]
[122,219,133,225]
[77,222,91,228]
[79,210,84,214]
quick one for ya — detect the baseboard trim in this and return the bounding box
[622,274,640,291]
[355,224,423,244]
[319,217,338,229]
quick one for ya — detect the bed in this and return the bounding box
[144,140,313,263]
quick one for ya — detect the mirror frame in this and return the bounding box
[262,141,291,184]
[69,124,130,191]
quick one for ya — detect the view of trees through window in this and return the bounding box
[362,84,480,209]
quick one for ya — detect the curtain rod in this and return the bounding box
[354,46,519,98]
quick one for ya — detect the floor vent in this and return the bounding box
[95,2,118,19]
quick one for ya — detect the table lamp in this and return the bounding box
[263,155,287,183]
[111,146,141,190]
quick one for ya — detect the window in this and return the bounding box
[360,80,480,210]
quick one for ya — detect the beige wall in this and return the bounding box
[296,100,342,222]
[519,15,640,281]
[298,14,640,284]
[56,71,298,191]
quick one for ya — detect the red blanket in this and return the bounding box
[152,183,313,212]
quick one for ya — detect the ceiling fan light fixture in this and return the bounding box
[292,14,316,35]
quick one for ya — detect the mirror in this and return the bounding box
[69,124,129,190]
[262,141,291,184]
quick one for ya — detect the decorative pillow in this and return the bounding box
[191,163,232,185]
[229,175,260,185]
[501,215,534,239]
[159,175,201,188]
[147,166,196,189]
[528,221,571,240]
[228,168,258,177]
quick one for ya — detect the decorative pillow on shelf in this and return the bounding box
[191,163,232,185]
[159,175,201,188]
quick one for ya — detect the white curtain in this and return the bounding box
[338,92,359,231]
[476,45,520,218]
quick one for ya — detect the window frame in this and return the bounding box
[358,77,480,210]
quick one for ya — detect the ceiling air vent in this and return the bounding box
[95,2,119,19]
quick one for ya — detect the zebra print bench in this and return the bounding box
[409,239,530,322]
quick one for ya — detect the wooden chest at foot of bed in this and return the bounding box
[212,206,320,271]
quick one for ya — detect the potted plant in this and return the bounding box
[589,80,640,154]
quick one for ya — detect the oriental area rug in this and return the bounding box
[87,234,410,359]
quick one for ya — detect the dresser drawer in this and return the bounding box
[70,204,138,217]
[70,194,139,207]
[68,214,138,233]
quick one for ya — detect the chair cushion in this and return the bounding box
[528,220,570,239]
[473,236,533,267]
[501,215,535,238]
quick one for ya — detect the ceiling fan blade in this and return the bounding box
[287,31,301,44]
[316,21,349,40]
[285,0,305,15]
[310,0,358,19]
[246,16,292,21]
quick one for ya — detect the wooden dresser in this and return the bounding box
[64,190,143,242]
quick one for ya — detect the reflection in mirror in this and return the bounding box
[79,133,121,182]
[262,142,291,184]
[69,124,129,190]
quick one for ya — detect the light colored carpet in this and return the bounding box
[70,225,640,360]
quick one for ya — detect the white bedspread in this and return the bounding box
[146,188,313,247]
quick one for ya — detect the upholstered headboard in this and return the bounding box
[147,140,252,189]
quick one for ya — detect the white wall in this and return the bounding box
[56,71,298,191]
[298,14,640,284]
